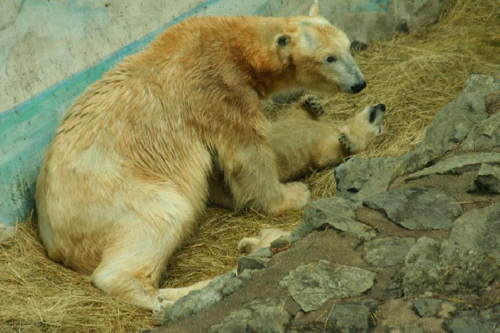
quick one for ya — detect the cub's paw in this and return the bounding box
[237,237,259,254]
[152,297,174,326]
[281,182,311,211]
[338,133,354,154]
[301,94,324,118]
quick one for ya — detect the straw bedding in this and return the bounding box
[1,0,498,331]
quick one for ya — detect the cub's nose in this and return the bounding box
[351,81,367,94]
[376,104,386,112]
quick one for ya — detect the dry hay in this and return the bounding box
[1,0,498,331]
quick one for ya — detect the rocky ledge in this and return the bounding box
[152,74,499,333]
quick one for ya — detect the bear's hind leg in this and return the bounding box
[220,140,310,215]
[158,278,213,302]
[91,225,180,319]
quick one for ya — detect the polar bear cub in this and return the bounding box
[210,95,386,208]
[272,94,386,181]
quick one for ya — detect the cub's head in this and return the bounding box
[339,103,386,154]
[277,0,366,94]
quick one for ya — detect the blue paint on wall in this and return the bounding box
[352,0,390,13]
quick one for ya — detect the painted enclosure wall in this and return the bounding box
[0,0,391,225]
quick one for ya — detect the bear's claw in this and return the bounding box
[152,297,174,326]
[301,94,324,117]
[338,133,353,154]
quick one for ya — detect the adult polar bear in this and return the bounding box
[35,0,366,316]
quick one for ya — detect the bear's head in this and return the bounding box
[276,0,366,95]
[338,103,386,154]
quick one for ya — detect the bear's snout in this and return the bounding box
[351,81,367,94]
[376,104,386,112]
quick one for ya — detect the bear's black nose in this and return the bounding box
[351,81,366,94]
[376,104,386,112]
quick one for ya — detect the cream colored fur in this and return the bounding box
[35,1,365,321]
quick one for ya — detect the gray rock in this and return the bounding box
[385,275,404,298]
[403,237,441,295]
[401,74,495,172]
[363,237,416,267]
[364,187,463,230]
[237,269,255,280]
[337,12,397,45]
[327,304,372,333]
[401,91,488,172]
[279,260,376,312]
[412,298,443,318]
[335,156,401,202]
[463,74,500,94]
[462,113,500,151]
[388,323,427,333]
[486,91,500,114]
[406,153,500,181]
[335,74,496,202]
[351,40,369,53]
[336,0,445,44]
[270,235,294,252]
[448,202,500,262]
[480,304,500,323]
[163,272,243,324]
[403,238,497,296]
[292,197,376,240]
[469,164,500,194]
[237,247,273,275]
[207,298,289,333]
[348,298,380,314]
[443,314,498,333]
[392,0,446,34]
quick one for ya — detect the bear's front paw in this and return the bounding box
[338,133,353,154]
[301,94,324,117]
[152,297,174,326]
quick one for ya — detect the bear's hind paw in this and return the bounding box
[152,297,174,326]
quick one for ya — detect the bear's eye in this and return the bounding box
[326,56,337,63]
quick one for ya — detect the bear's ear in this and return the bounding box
[309,0,320,17]
[276,34,291,48]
